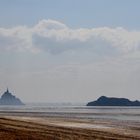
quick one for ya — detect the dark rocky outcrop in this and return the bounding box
[87,96,140,106]
[0,89,24,105]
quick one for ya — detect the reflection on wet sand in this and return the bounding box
[0,111,140,140]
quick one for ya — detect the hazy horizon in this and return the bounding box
[0,0,140,103]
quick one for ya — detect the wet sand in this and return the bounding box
[0,114,140,140]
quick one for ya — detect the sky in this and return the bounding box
[0,0,140,103]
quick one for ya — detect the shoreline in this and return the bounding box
[0,114,140,140]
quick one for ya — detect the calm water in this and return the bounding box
[0,103,140,122]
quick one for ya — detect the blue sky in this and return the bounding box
[0,0,140,102]
[0,0,140,29]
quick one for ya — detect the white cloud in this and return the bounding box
[0,19,140,56]
[34,19,68,30]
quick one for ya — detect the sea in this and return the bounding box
[0,103,140,122]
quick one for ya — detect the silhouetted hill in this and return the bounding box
[0,89,24,105]
[87,96,140,106]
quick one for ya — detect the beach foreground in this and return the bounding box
[0,115,139,140]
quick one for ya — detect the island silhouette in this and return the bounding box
[0,88,24,105]
[87,96,140,106]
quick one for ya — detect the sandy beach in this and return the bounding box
[0,112,140,140]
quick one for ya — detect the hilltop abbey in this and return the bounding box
[0,88,24,105]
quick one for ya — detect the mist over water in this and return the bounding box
[0,103,140,122]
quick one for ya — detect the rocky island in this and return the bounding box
[87,96,140,106]
[0,89,24,105]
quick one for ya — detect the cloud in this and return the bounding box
[0,19,140,56]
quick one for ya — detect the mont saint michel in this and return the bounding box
[0,89,24,105]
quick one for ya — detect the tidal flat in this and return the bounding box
[0,111,140,140]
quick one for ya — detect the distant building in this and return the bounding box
[0,88,24,105]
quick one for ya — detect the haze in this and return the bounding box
[0,0,140,103]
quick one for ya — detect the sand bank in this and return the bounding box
[0,115,139,140]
